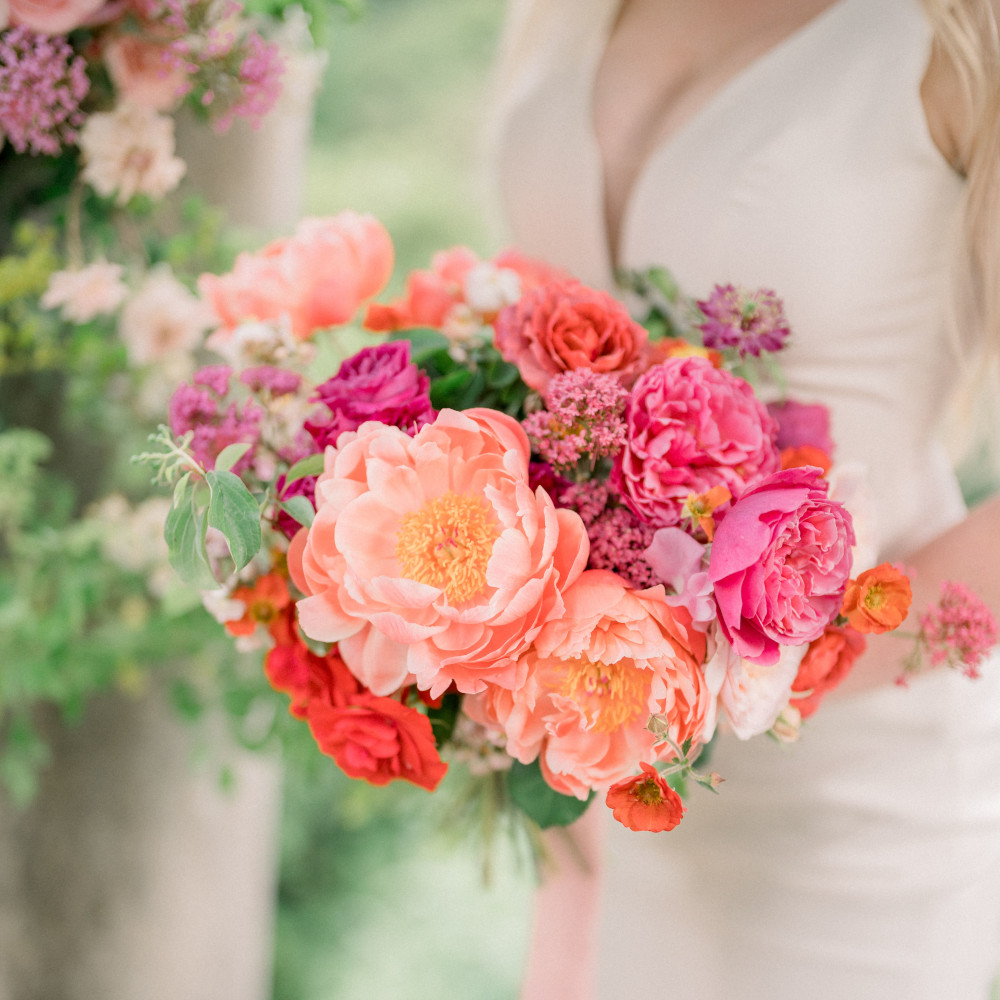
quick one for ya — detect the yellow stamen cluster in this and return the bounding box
[559,656,647,733]
[395,491,500,604]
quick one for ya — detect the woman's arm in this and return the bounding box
[835,492,1000,696]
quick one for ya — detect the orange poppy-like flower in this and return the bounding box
[225,572,292,637]
[605,762,685,833]
[681,485,731,541]
[780,444,832,477]
[841,563,912,634]
[645,338,724,369]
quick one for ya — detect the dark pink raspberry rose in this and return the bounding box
[766,399,834,455]
[612,356,780,528]
[494,278,648,393]
[305,341,435,450]
[708,467,856,666]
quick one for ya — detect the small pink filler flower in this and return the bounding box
[919,581,997,679]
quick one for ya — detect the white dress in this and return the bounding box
[493,0,1000,996]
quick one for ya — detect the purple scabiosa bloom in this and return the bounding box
[0,27,89,156]
[696,284,791,358]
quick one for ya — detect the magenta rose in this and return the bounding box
[708,467,856,666]
[494,278,648,393]
[305,341,435,450]
[766,399,834,454]
[612,356,780,528]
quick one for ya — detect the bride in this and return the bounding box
[491,0,1000,996]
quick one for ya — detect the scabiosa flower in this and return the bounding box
[696,284,791,358]
[0,27,89,156]
[521,369,628,475]
[919,581,997,679]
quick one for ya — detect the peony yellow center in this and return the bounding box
[395,491,500,604]
[559,656,648,733]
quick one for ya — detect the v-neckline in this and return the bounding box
[589,0,853,277]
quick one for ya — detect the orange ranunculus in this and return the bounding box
[841,563,912,634]
[200,212,394,340]
[780,444,832,477]
[791,624,867,718]
[225,572,291,637]
[307,693,448,791]
[605,762,684,832]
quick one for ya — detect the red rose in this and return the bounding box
[307,694,448,791]
[494,278,648,393]
[791,625,867,718]
[605,762,685,833]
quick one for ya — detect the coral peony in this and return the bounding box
[841,562,912,634]
[467,570,709,800]
[606,762,685,832]
[308,694,448,791]
[709,467,855,665]
[200,212,394,339]
[791,625,866,718]
[613,356,780,529]
[293,408,589,699]
[494,278,648,394]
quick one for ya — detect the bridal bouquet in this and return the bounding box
[145,211,997,834]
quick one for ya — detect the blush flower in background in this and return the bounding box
[7,0,105,33]
[494,278,649,393]
[606,762,685,832]
[709,466,855,665]
[696,283,790,358]
[41,260,128,323]
[613,356,780,529]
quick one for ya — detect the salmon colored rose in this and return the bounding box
[103,35,185,112]
[606,762,685,832]
[465,570,709,800]
[9,0,104,33]
[494,278,649,394]
[200,212,394,339]
[709,467,855,666]
[841,562,912,634]
[307,694,448,791]
[613,356,780,529]
[791,624,867,718]
[293,408,589,699]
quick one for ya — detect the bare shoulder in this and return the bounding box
[920,0,1000,174]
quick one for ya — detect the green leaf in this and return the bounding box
[213,441,252,473]
[507,758,594,829]
[172,471,192,507]
[277,495,315,529]
[205,470,262,572]
[429,369,473,409]
[164,498,215,586]
[284,452,324,484]
[389,326,450,363]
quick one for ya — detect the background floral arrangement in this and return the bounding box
[0,0,349,800]
[145,209,997,840]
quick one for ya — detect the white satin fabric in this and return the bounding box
[494,0,1000,995]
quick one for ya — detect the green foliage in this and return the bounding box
[507,759,595,829]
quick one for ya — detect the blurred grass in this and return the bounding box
[274,4,533,999]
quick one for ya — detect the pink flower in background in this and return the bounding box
[920,581,998,678]
[211,31,284,132]
[304,341,434,450]
[8,0,104,33]
[613,356,780,529]
[41,260,127,323]
[696,284,790,357]
[469,570,709,799]
[103,34,186,112]
[200,213,394,338]
[293,408,589,699]
[0,26,89,155]
[709,467,855,666]
[491,248,570,294]
[494,278,649,394]
[767,399,835,455]
[79,103,186,203]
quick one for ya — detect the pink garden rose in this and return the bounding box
[200,212,394,339]
[292,408,589,699]
[465,570,709,800]
[709,467,855,666]
[304,341,434,450]
[612,356,780,529]
[9,0,104,33]
[494,278,649,394]
[103,34,185,112]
